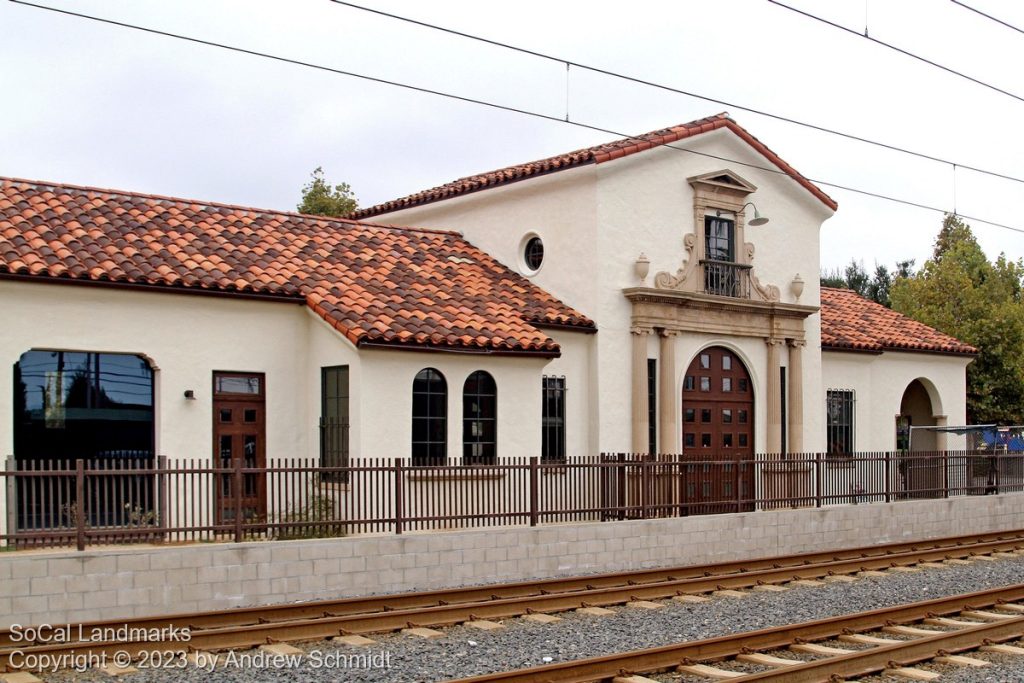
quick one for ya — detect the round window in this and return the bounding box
[524,236,544,272]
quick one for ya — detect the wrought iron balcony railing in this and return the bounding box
[700,260,752,299]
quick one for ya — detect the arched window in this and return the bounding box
[412,368,447,465]
[463,371,497,465]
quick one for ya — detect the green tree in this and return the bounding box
[297,167,358,217]
[891,214,1024,424]
[821,258,912,308]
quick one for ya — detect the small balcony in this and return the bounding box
[701,260,752,299]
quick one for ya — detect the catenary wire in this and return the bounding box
[766,0,1024,104]
[950,0,1024,36]
[328,0,1024,187]
[8,0,1024,236]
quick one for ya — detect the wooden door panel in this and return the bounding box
[212,373,267,528]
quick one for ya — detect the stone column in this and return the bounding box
[766,339,783,455]
[659,330,679,455]
[631,327,652,454]
[787,340,805,454]
[933,415,948,453]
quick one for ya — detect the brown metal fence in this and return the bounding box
[2,450,1022,551]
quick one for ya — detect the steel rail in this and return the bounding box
[445,584,1024,683]
[2,528,1021,651]
[732,618,1024,681]
[3,537,1024,672]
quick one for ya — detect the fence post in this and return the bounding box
[814,454,822,508]
[995,452,1002,495]
[5,456,15,542]
[394,459,404,535]
[884,452,891,503]
[233,457,243,543]
[75,459,86,551]
[616,453,626,520]
[641,454,651,519]
[157,455,168,534]
[529,457,539,527]
[942,450,949,498]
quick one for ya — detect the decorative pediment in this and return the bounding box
[688,170,757,196]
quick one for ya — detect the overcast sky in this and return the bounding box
[2,0,1023,273]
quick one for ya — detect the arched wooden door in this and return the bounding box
[681,346,754,513]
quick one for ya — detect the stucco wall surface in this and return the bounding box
[2,493,1022,628]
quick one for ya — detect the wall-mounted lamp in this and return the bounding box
[791,274,805,301]
[183,390,196,400]
[635,253,650,284]
[717,202,769,227]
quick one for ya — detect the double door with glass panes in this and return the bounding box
[212,372,267,527]
[681,347,754,512]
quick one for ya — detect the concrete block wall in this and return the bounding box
[3,493,1024,627]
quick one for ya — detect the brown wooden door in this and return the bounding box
[212,372,267,527]
[681,347,754,513]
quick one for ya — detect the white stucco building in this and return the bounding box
[0,113,975,538]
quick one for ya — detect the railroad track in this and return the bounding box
[3,530,1024,673]
[447,583,1024,683]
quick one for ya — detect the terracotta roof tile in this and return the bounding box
[354,113,837,218]
[0,177,594,355]
[820,287,976,356]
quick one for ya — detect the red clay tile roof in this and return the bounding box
[354,113,837,218]
[820,287,976,356]
[0,177,594,355]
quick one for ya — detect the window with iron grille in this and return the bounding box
[412,368,447,465]
[542,376,566,462]
[826,389,855,457]
[463,370,497,465]
[320,365,350,481]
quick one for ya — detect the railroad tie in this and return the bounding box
[713,589,748,598]
[960,610,1017,621]
[889,565,922,573]
[934,654,990,667]
[628,600,665,610]
[994,603,1024,613]
[96,662,138,677]
[923,617,978,628]
[971,554,1000,562]
[883,666,942,681]
[823,574,857,583]
[839,633,902,645]
[736,652,800,667]
[521,613,562,624]
[260,643,303,656]
[465,620,504,631]
[981,643,1024,655]
[883,624,941,637]
[788,579,825,587]
[752,584,788,593]
[575,607,615,617]
[673,594,710,603]
[402,627,445,639]
[676,663,745,679]
[790,642,854,655]
[943,558,972,565]
[612,676,660,683]
[1,673,43,683]
[332,634,377,647]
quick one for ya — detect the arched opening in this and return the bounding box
[897,379,942,499]
[463,371,497,465]
[14,350,155,462]
[412,368,447,466]
[681,346,754,513]
[12,350,156,535]
[898,379,937,452]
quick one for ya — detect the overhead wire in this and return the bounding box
[8,0,1024,235]
[329,0,1024,187]
[950,0,1024,36]
[766,0,1024,105]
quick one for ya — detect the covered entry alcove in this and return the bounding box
[625,278,817,510]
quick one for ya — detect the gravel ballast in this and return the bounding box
[41,554,1024,682]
